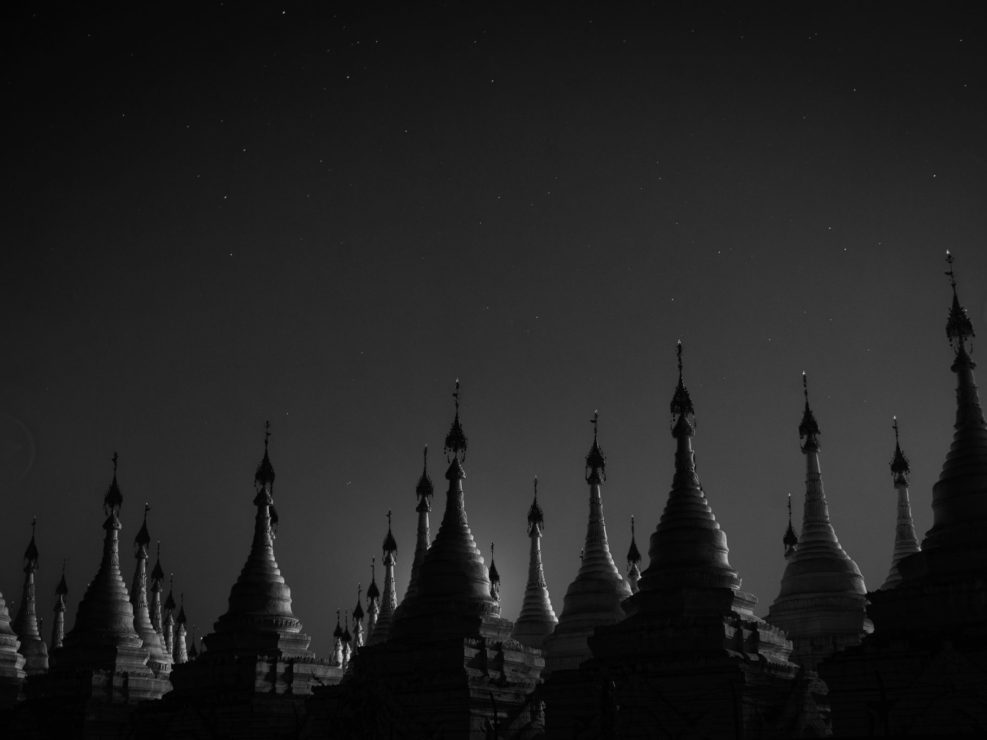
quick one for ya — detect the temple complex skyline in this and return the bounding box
[3,2,986,661]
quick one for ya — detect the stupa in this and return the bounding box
[765,373,870,671]
[822,254,987,735]
[305,382,544,739]
[511,477,558,649]
[574,343,811,739]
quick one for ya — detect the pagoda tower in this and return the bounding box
[142,424,339,739]
[20,454,169,735]
[511,477,558,649]
[50,565,67,651]
[330,611,343,667]
[129,505,171,677]
[766,373,870,670]
[12,519,48,676]
[402,445,433,604]
[162,577,176,656]
[822,253,987,736]
[488,543,500,602]
[626,516,642,593]
[0,581,26,709]
[173,599,188,665]
[542,411,631,674]
[578,343,807,739]
[880,417,920,589]
[367,512,398,645]
[309,381,544,739]
[352,585,365,652]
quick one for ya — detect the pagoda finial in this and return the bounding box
[945,250,975,358]
[24,517,39,570]
[104,451,123,516]
[367,557,379,601]
[444,379,468,463]
[254,420,276,493]
[383,510,397,555]
[353,582,364,621]
[586,410,607,483]
[626,515,641,565]
[799,372,821,451]
[57,559,68,596]
[416,445,434,503]
[528,476,545,533]
[670,341,695,436]
[891,416,911,485]
[135,502,151,552]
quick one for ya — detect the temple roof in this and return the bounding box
[637,343,741,594]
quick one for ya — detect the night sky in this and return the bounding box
[3,3,986,653]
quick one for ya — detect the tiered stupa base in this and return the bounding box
[571,588,825,739]
[304,613,545,739]
[135,626,341,739]
[820,566,987,737]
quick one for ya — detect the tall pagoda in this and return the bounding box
[822,253,987,735]
[575,343,812,739]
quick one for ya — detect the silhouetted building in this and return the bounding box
[12,520,47,677]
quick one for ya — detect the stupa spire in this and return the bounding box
[368,511,398,645]
[331,610,343,666]
[543,410,631,672]
[12,517,47,675]
[390,380,499,639]
[212,421,306,644]
[921,251,987,565]
[512,476,558,649]
[51,561,68,650]
[352,584,365,651]
[63,453,144,650]
[11,520,41,662]
[341,615,352,668]
[766,374,868,669]
[637,342,740,593]
[163,574,176,656]
[626,515,642,593]
[783,493,799,560]
[173,595,188,664]
[882,417,920,589]
[149,541,165,635]
[488,542,500,601]
[404,446,433,603]
[130,504,171,675]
